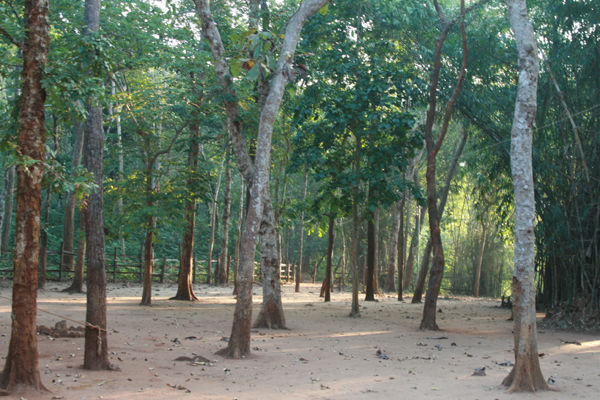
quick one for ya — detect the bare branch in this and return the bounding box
[0,24,21,49]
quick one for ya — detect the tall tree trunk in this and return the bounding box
[323,213,335,302]
[397,198,406,300]
[253,193,286,328]
[365,187,376,301]
[140,162,155,306]
[172,122,201,301]
[0,165,15,255]
[350,136,361,317]
[373,208,380,295]
[69,218,86,293]
[82,0,112,370]
[386,203,401,293]
[474,219,487,297]
[113,80,126,256]
[502,0,548,391]
[420,0,468,330]
[217,153,231,285]
[295,169,308,292]
[207,152,226,284]
[0,0,49,391]
[62,122,85,277]
[413,126,468,302]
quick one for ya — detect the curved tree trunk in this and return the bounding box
[253,193,286,328]
[0,0,49,391]
[502,0,548,391]
[420,0,468,330]
[172,122,201,301]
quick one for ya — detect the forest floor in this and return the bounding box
[0,281,598,400]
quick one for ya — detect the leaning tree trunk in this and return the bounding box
[253,193,286,328]
[82,0,112,371]
[172,122,201,301]
[0,0,49,391]
[502,0,548,392]
[0,165,15,255]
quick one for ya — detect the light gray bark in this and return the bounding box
[194,0,328,358]
[502,0,548,391]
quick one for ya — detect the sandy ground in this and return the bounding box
[0,281,598,400]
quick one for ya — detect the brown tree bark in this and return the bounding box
[420,0,468,330]
[81,0,113,371]
[397,198,406,300]
[412,127,468,303]
[172,122,201,301]
[365,187,376,301]
[233,176,244,296]
[194,0,328,358]
[0,0,49,391]
[140,169,156,306]
[0,165,15,255]
[253,193,286,328]
[502,0,548,391]
[207,152,225,285]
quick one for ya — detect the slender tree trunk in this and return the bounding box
[140,162,156,306]
[0,1,49,391]
[295,170,308,292]
[62,122,85,276]
[207,152,226,284]
[502,0,548,391]
[0,165,15,255]
[233,177,244,296]
[253,193,286,328]
[420,0,468,330]
[350,136,361,317]
[474,219,487,297]
[323,213,335,302]
[373,208,380,295]
[172,122,200,301]
[114,80,126,256]
[365,187,376,301]
[217,153,231,285]
[386,203,401,293]
[69,218,86,293]
[397,198,406,300]
[340,219,347,290]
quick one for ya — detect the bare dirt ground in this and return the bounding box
[0,281,598,400]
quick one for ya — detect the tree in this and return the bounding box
[194,0,328,358]
[502,0,548,392]
[419,0,468,330]
[82,0,113,371]
[0,0,50,392]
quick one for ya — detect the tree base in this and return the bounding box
[215,345,249,359]
[169,293,199,301]
[253,303,287,329]
[62,285,84,294]
[419,319,439,331]
[502,360,549,392]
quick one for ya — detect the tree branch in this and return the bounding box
[0,24,21,49]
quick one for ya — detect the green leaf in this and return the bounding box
[246,63,259,81]
[319,3,329,16]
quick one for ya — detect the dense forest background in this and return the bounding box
[0,0,598,326]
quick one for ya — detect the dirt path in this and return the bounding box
[0,282,597,399]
